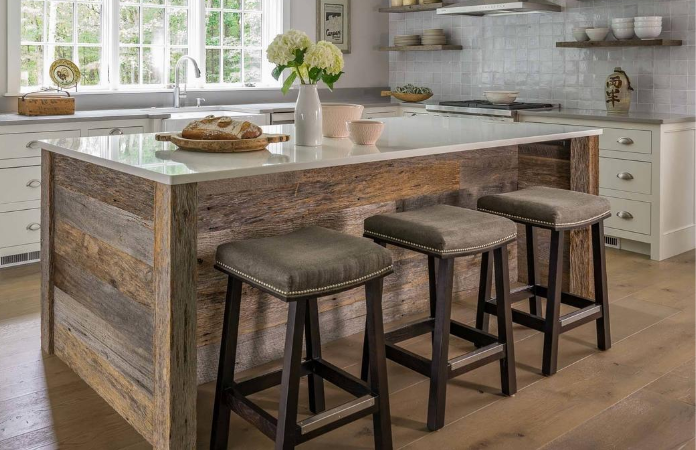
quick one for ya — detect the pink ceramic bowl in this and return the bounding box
[347,120,385,145]
[322,103,365,138]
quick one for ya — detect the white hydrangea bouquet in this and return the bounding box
[267,29,345,94]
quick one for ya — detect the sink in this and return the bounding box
[160,110,270,132]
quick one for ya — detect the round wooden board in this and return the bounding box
[155,133,291,153]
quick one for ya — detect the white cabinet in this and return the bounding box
[0,118,155,267]
[520,114,695,261]
[363,106,400,119]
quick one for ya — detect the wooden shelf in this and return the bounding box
[378,2,448,13]
[379,44,463,51]
[556,39,682,48]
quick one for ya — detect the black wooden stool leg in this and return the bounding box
[365,277,393,450]
[494,246,517,396]
[361,239,387,383]
[475,251,493,334]
[275,301,307,450]
[592,222,612,351]
[211,277,243,450]
[427,258,454,431]
[542,230,564,377]
[526,225,542,317]
[305,298,326,414]
[428,256,438,348]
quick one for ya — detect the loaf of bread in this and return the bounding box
[182,115,263,140]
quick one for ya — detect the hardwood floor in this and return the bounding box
[0,249,694,449]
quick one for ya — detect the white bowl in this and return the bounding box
[635,25,662,40]
[586,28,610,41]
[634,16,662,22]
[612,27,635,40]
[484,91,519,105]
[322,103,365,138]
[611,17,634,23]
[573,30,590,41]
[347,120,385,145]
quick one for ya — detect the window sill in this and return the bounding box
[5,85,283,97]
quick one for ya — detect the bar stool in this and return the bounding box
[210,226,394,450]
[477,186,612,376]
[360,205,518,431]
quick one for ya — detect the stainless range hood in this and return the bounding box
[437,0,561,16]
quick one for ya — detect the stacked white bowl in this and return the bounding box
[611,18,634,40]
[634,16,662,40]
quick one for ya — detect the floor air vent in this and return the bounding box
[0,251,40,268]
[604,236,620,249]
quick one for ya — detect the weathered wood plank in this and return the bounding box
[54,288,154,394]
[153,183,198,450]
[40,150,55,355]
[54,255,154,365]
[54,320,154,443]
[53,154,155,221]
[518,141,570,190]
[54,219,154,308]
[569,136,600,298]
[55,185,155,265]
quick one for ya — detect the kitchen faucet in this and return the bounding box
[173,56,202,108]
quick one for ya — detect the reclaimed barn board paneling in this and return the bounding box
[53,154,155,221]
[40,150,55,354]
[153,183,198,450]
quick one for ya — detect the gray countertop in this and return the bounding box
[0,97,408,126]
[519,108,695,125]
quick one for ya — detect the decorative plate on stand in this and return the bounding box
[49,59,81,90]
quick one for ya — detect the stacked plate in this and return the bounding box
[421,29,447,46]
[394,34,421,47]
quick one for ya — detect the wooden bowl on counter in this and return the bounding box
[381,90,433,103]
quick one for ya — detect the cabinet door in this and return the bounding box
[604,196,651,235]
[0,130,80,159]
[0,166,42,204]
[87,126,145,137]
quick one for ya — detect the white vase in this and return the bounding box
[295,84,323,147]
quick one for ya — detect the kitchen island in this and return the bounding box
[38,116,602,449]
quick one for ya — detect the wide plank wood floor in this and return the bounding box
[0,249,694,449]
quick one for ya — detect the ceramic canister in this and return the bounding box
[605,67,634,113]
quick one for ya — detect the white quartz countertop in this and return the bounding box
[519,108,695,124]
[38,116,602,185]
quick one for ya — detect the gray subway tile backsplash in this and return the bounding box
[388,0,696,114]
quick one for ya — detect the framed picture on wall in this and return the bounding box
[316,0,351,53]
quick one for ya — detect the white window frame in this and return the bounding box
[6,0,287,94]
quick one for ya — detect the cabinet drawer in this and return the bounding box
[0,130,81,159]
[0,208,41,248]
[604,196,651,235]
[599,128,652,154]
[0,166,41,204]
[599,158,652,194]
[87,126,145,137]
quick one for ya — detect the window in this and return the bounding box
[11,0,284,93]
[20,0,106,89]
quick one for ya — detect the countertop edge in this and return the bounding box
[518,109,696,125]
[38,128,602,186]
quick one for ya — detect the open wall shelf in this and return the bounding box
[556,39,682,48]
[379,44,463,51]
[378,2,449,13]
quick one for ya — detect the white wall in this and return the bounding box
[0,0,389,112]
[290,0,389,88]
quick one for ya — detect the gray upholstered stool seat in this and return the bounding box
[363,204,517,258]
[477,186,611,230]
[215,226,393,300]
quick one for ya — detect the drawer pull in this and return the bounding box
[26,223,41,231]
[26,140,39,149]
[26,179,41,188]
[616,172,634,180]
[616,211,634,220]
[617,137,634,145]
[109,128,124,136]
